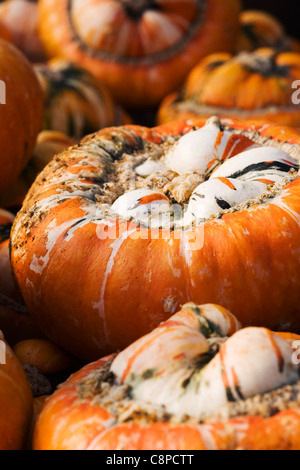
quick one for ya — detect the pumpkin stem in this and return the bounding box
[237,51,288,77]
[119,0,158,19]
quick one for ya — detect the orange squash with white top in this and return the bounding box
[33,302,300,450]
[10,117,300,361]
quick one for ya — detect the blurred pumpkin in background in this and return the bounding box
[237,10,300,53]
[0,0,46,62]
[0,209,42,345]
[35,59,132,141]
[13,337,80,403]
[157,48,300,127]
[37,0,241,109]
[0,18,11,42]
[0,39,44,195]
[0,331,33,450]
[0,130,74,211]
[242,0,300,42]
[13,338,77,376]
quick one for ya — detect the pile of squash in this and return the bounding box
[0,0,300,451]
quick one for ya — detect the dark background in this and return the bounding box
[243,0,300,39]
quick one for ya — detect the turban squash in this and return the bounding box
[37,0,241,108]
[33,302,300,450]
[0,330,33,450]
[10,116,300,361]
[0,39,43,195]
[35,59,132,141]
[0,0,46,62]
[157,48,300,128]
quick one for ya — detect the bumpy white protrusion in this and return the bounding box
[183,328,299,419]
[164,122,226,175]
[111,303,240,385]
[164,120,256,175]
[169,303,242,337]
[211,146,299,182]
[184,177,268,221]
[110,125,299,228]
[112,321,299,421]
[111,189,172,227]
[135,159,165,177]
[112,325,210,385]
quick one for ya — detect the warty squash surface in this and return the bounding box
[10,117,300,360]
[33,302,300,450]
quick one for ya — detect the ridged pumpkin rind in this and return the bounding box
[37,0,241,108]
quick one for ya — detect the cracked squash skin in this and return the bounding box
[37,0,241,108]
[33,303,300,450]
[10,118,300,362]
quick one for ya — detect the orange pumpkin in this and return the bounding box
[0,208,42,345]
[10,117,300,361]
[0,19,11,42]
[37,0,241,108]
[0,331,33,450]
[157,48,300,128]
[13,338,76,375]
[28,395,49,450]
[0,0,46,62]
[33,302,300,450]
[35,59,132,141]
[0,39,43,195]
[237,10,300,53]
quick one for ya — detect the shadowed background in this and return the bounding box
[243,0,300,39]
